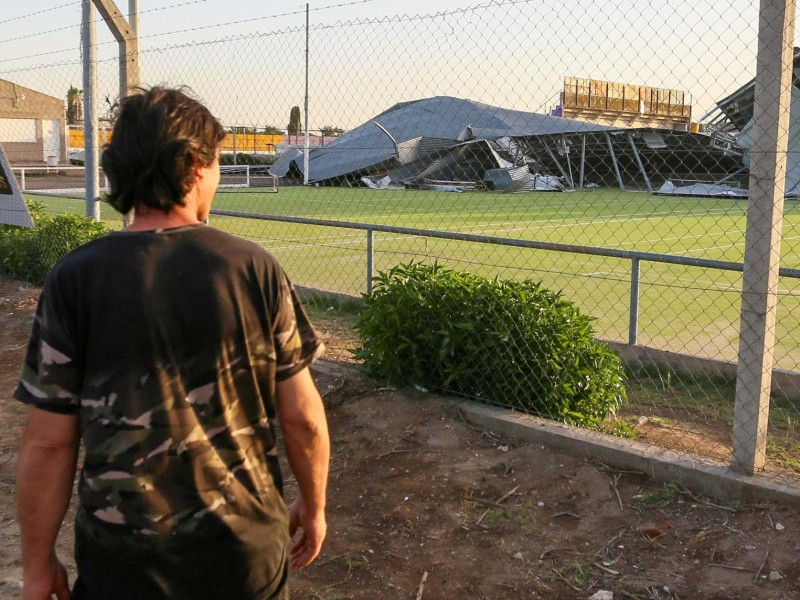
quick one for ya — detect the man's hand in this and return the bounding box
[288,497,327,569]
[16,408,79,600]
[276,367,330,570]
[22,556,70,600]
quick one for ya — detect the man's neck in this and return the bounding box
[125,203,203,232]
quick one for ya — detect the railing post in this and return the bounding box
[20,169,26,192]
[366,228,374,295]
[629,257,640,346]
[246,165,251,188]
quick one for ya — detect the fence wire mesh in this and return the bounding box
[2,0,799,486]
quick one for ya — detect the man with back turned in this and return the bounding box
[15,86,330,600]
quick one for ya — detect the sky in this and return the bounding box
[0,0,782,130]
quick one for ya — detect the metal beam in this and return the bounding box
[543,139,572,189]
[627,132,653,193]
[562,136,576,189]
[579,134,586,190]
[606,132,625,191]
[92,0,140,96]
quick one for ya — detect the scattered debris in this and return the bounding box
[513,552,524,561]
[608,474,624,512]
[415,571,428,600]
[769,571,783,582]
[475,485,520,525]
[588,591,613,600]
[754,549,771,582]
[593,562,620,576]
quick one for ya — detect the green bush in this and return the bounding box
[0,201,109,284]
[354,262,626,428]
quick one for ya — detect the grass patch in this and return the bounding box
[633,484,684,508]
[767,435,800,472]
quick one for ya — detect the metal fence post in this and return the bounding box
[731,0,796,474]
[366,228,374,295]
[82,0,100,221]
[629,257,640,346]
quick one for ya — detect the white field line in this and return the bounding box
[425,207,739,235]
[291,205,739,232]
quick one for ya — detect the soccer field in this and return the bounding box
[27,187,800,372]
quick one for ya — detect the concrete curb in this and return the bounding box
[452,400,800,506]
[311,360,800,506]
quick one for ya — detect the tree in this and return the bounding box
[66,86,82,125]
[263,125,283,135]
[287,106,302,136]
[320,125,344,137]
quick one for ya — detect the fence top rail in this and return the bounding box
[209,208,800,280]
[12,165,88,172]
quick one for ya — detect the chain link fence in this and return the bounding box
[2,0,799,488]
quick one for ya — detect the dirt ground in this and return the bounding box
[1,274,799,600]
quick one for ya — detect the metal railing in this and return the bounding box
[210,208,800,345]
[12,165,108,194]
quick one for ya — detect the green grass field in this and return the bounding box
[26,186,800,372]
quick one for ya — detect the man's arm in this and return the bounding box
[275,367,330,569]
[16,407,79,600]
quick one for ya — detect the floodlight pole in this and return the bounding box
[82,0,100,220]
[303,3,310,185]
[731,0,796,474]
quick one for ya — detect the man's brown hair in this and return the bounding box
[101,86,226,214]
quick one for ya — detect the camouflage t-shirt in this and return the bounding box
[15,224,323,598]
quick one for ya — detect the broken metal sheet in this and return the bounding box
[530,173,564,191]
[361,175,403,190]
[268,148,303,177]
[395,136,460,165]
[656,180,747,197]
[639,130,667,150]
[484,166,531,192]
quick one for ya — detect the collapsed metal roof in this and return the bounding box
[270,95,747,193]
[702,48,800,134]
[698,48,800,196]
[737,84,800,196]
[289,96,610,184]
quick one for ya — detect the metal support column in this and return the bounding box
[732,0,796,474]
[628,132,653,193]
[579,134,586,190]
[606,133,625,191]
[543,140,572,189]
[562,137,576,189]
